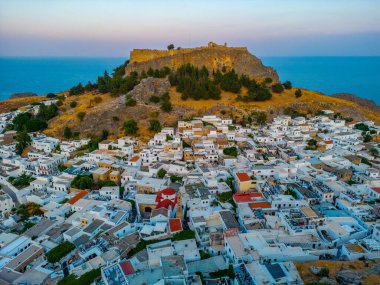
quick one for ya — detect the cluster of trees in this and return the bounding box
[12,104,58,133]
[10,103,59,154]
[238,77,272,102]
[214,69,241,93]
[305,139,318,150]
[223,146,238,157]
[169,64,221,100]
[16,202,43,221]
[68,60,140,97]
[71,175,94,190]
[9,174,35,189]
[98,69,139,96]
[63,126,80,140]
[70,174,116,190]
[142,67,171,79]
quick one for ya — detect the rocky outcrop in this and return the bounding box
[336,270,361,285]
[331,93,380,113]
[10,92,38,99]
[127,77,170,104]
[126,42,279,82]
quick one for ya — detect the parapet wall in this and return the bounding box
[130,44,248,63]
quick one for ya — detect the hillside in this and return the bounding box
[42,81,380,141]
[0,96,47,113]
[2,43,379,140]
[126,42,279,82]
[331,93,380,113]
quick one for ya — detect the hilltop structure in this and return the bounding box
[126,42,279,82]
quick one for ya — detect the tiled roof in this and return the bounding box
[161,188,176,195]
[236,172,251,182]
[169,218,182,233]
[120,260,135,275]
[248,201,271,209]
[66,190,88,205]
[129,156,140,162]
[233,192,263,203]
[372,188,380,194]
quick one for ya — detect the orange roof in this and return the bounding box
[236,173,251,182]
[129,156,140,162]
[249,202,271,209]
[324,140,333,144]
[233,192,263,203]
[169,218,183,233]
[66,190,88,205]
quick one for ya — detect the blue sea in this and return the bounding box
[0,56,379,104]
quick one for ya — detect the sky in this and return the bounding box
[0,0,379,57]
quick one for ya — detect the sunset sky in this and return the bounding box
[0,0,379,57]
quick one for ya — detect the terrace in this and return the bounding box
[102,264,127,285]
[235,264,254,285]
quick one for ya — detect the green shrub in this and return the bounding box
[149,120,162,132]
[157,168,167,178]
[223,147,238,157]
[46,241,75,263]
[124,119,138,135]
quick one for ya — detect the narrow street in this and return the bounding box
[0,182,20,207]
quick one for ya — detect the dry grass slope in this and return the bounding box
[295,259,380,285]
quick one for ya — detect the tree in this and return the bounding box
[223,147,238,157]
[263,77,273,84]
[272,83,284,93]
[161,100,172,112]
[355,123,369,132]
[124,119,138,135]
[149,120,162,132]
[77,112,86,122]
[283,81,292,89]
[64,126,72,139]
[69,83,85,95]
[70,101,77,108]
[71,175,93,190]
[157,168,167,178]
[15,130,31,155]
[295,89,302,98]
[46,93,56,98]
[149,95,160,103]
[252,111,267,125]
[167,43,175,50]
[16,202,42,220]
[370,148,379,157]
[46,241,75,263]
[363,134,372,142]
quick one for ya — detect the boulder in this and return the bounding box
[310,266,323,275]
[127,77,170,104]
[336,270,361,285]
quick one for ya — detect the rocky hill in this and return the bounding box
[126,42,279,82]
[331,93,380,113]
